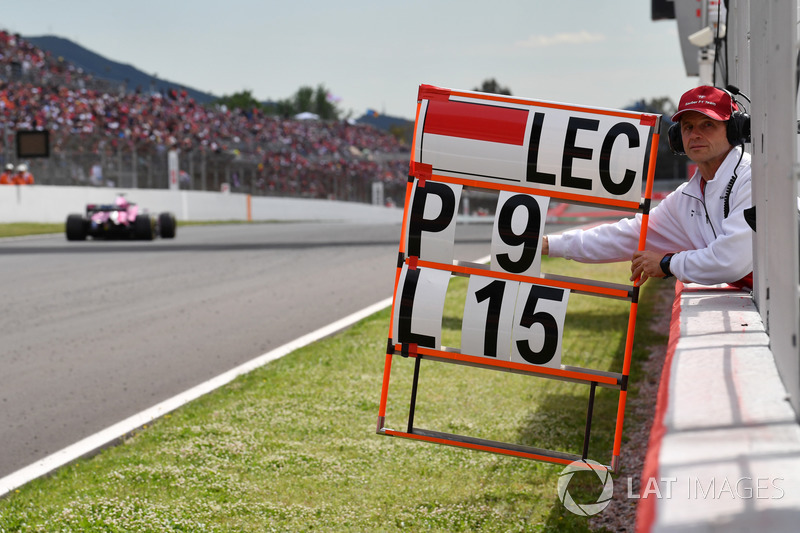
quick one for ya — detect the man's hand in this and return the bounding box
[630,250,667,285]
[542,236,549,256]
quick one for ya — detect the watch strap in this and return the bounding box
[660,253,674,278]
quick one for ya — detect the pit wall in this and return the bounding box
[637,282,800,533]
[0,185,404,225]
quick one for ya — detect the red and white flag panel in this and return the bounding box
[413,85,658,205]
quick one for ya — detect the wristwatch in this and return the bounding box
[660,254,674,278]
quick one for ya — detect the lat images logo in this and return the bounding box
[557,459,614,516]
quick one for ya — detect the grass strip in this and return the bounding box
[0,223,64,238]
[0,221,286,239]
[0,259,668,532]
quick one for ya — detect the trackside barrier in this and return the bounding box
[0,186,404,225]
[636,282,800,533]
[376,84,661,473]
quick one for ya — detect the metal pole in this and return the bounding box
[407,356,423,434]
[188,152,194,190]
[201,151,207,191]
[132,147,138,189]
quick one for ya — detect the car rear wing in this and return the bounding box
[85,203,136,214]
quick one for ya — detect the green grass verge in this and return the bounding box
[0,223,64,237]
[0,221,284,239]
[0,259,668,532]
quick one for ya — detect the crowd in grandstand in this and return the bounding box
[0,30,408,198]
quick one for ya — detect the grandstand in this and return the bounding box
[0,30,409,204]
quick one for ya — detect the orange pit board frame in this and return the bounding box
[376,84,661,474]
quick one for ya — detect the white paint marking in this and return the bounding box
[0,253,493,498]
[0,296,394,498]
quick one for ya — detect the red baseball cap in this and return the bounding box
[671,86,737,122]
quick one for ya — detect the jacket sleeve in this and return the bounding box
[669,174,753,285]
[547,187,690,263]
[546,215,643,263]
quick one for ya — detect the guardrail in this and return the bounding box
[0,185,404,225]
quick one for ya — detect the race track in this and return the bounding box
[0,221,493,478]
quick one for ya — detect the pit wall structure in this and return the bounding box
[636,2,800,529]
[637,282,800,533]
[0,185,404,225]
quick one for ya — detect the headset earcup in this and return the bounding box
[739,112,751,144]
[727,111,751,145]
[667,123,685,155]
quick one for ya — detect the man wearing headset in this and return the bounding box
[542,85,753,289]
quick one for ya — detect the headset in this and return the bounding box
[667,86,751,155]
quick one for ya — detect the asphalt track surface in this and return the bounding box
[0,221,500,479]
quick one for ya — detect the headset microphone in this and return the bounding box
[725,85,751,103]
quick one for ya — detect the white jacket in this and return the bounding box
[547,147,753,285]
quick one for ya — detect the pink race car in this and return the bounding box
[65,195,176,241]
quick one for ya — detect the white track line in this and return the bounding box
[0,253,493,498]
[0,296,394,498]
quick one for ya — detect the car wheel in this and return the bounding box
[159,212,176,239]
[66,214,87,241]
[134,214,154,240]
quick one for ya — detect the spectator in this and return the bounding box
[12,163,34,184]
[90,163,103,186]
[0,163,13,184]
